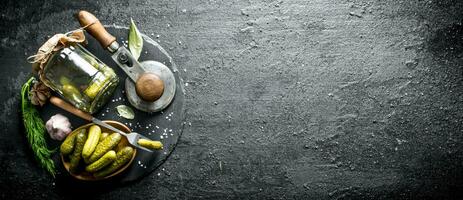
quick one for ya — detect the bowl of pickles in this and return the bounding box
[60,121,136,180]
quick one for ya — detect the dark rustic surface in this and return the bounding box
[1,0,463,199]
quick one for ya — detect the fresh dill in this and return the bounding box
[21,77,55,177]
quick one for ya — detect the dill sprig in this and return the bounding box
[21,77,55,177]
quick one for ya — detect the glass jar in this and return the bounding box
[42,44,118,113]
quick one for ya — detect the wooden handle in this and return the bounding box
[78,10,116,48]
[49,96,93,121]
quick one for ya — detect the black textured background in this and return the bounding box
[1,0,463,199]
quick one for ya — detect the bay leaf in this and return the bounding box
[116,105,135,119]
[128,18,143,60]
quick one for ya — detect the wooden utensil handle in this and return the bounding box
[78,10,116,48]
[49,96,93,121]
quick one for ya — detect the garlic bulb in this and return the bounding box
[30,81,51,106]
[45,114,72,141]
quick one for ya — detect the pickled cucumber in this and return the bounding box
[85,150,116,173]
[84,81,103,99]
[69,130,87,173]
[88,133,122,163]
[82,125,101,161]
[62,84,82,99]
[60,130,79,155]
[138,139,163,150]
[59,76,71,85]
[116,138,128,151]
[94,146,134,178]
[99,132,109,143]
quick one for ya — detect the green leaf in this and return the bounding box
[128,18,143,60]
[116,105,135,120]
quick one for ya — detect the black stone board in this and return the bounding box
[38,26,185,188]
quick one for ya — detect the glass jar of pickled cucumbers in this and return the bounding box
[41,44,118,113]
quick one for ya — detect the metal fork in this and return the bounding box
[92,118,153,152]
